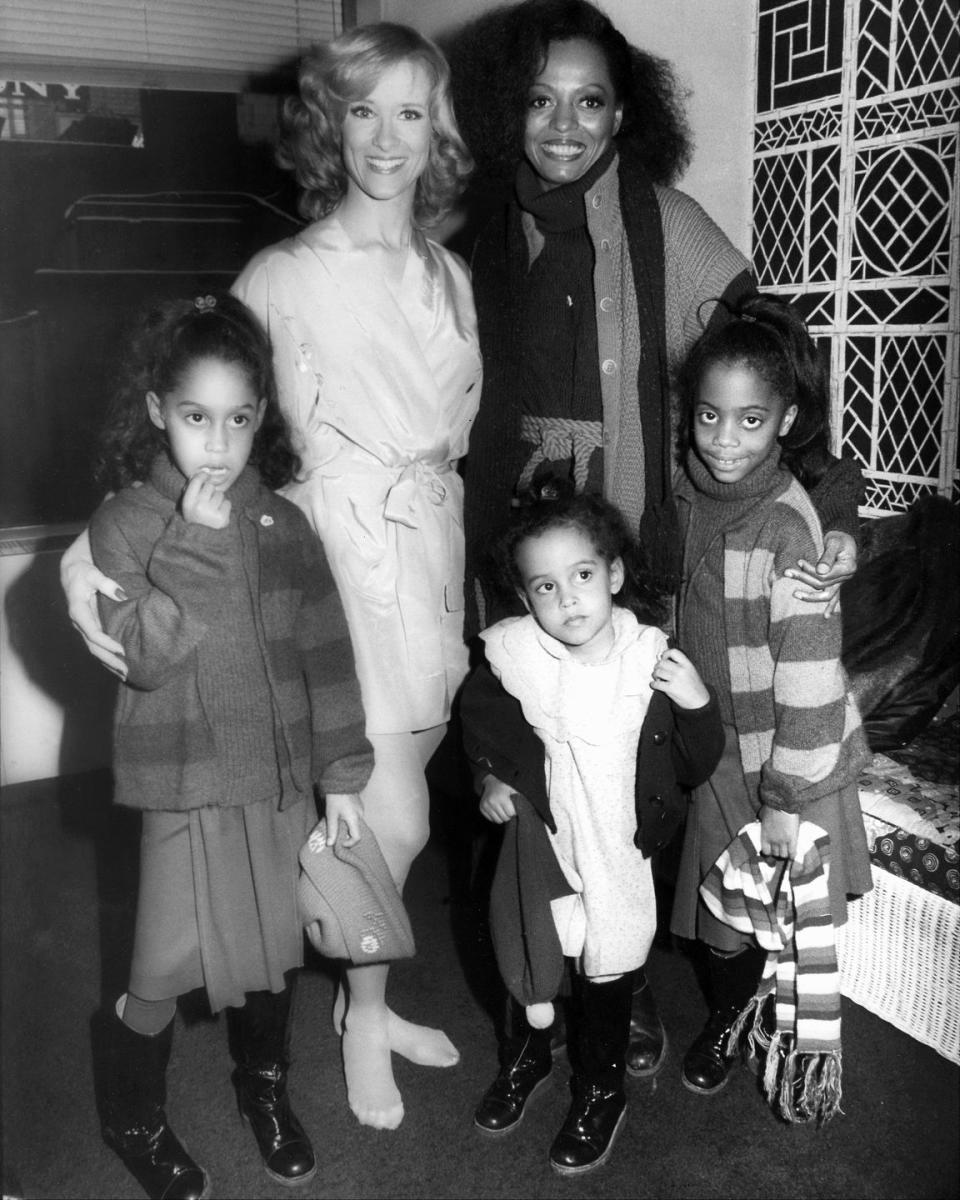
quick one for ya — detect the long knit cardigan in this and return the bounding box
[463,140,753,633]
[675,465,871,814]
[89,458,374,812]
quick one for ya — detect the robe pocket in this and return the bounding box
[444,578,464,613]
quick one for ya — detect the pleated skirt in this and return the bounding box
[128,796,315,1013]
[670,725,873,952]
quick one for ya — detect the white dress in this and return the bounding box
[481,608,665,978]
[234,218,482,734]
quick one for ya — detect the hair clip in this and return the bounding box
[195,294,217,312]
[739,312,757,323]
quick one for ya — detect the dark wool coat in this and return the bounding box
[90,457,374,812]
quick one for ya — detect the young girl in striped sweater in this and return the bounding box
[670,294,872,1122]
[88,294,374,1199]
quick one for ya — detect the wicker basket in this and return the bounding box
[837,866,959,1064]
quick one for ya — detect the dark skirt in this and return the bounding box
[128,796,315,1012]
[670,726,873,951]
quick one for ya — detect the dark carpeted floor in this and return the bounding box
[2,769,958,1200]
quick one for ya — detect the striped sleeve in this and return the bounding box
[759,499,849,813]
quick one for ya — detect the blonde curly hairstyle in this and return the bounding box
[278,23,473,228]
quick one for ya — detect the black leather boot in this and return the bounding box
[474,1022,554,1136]
[682,944,766,1095]
[94,1007,208,1200]
[625,966,667,1077]
[227,980,316,1186]
[549,974,632,1176]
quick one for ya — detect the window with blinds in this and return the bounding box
[0,1,344,92]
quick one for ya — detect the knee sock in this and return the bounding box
[117,992,177,1036]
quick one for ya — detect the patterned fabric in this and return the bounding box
[700,821,843,1124]
[858,740,959,902]
[869,826,960,903]
[90,455,374,811]
[517,414,604,495]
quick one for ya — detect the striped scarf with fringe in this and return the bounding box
[700,821,843,1124]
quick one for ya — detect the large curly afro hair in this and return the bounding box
[444,0,692,187]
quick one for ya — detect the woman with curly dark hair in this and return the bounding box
[448,0,863,1157]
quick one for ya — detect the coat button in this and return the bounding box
[599,296,614,312]
[601,358,617,374]
[650,794,664,808]
[653,730,667,745]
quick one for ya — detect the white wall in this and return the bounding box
[381,0,755,256]
[1,536,116,786]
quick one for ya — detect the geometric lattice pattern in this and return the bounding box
[754,0,959,514]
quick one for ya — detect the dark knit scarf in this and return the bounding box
[513,147,614,425]
[679,449,789,711]
[682,447,789,559]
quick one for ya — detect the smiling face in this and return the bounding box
[693,361,798,485]
[515,524,624,662]
[147,357,265,491]
[340,57,434,205]
[523,38,623,191]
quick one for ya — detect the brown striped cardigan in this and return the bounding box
[90,456,374,812]
[675,463,870,814]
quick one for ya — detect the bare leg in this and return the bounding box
[334,988,460,1069]
[339,725,458,1129]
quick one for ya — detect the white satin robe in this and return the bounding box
[234,218,482,734]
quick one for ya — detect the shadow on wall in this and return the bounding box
[3,542,116,782]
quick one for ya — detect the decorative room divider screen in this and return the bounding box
[752,0,958,515]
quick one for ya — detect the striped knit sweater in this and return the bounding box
[89,455,374,812]
[676,453,871,814]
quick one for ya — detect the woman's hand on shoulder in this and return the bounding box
[651,647,710,710]
[479,774,518,824]
[324,793,365,848]
[784,530,858,617]
[61,528,128,677]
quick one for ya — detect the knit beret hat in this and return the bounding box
[489,794,572,1022]
[298,818,415,964]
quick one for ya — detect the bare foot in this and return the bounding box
[341,1008,404,1130]
[333,987,459,1068]
[387,1012,460,1067]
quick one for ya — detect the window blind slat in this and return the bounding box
[0,1,342,91]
